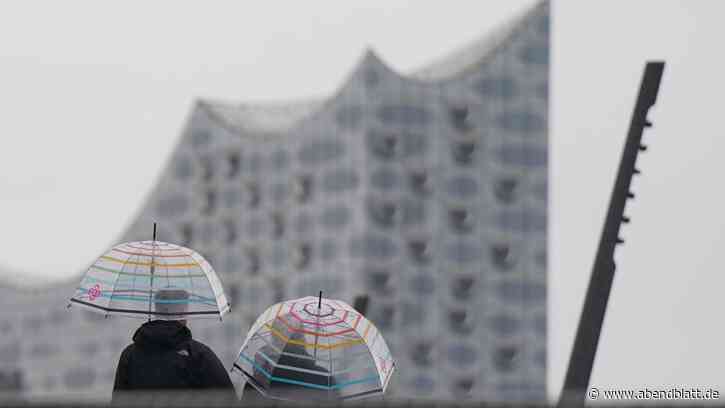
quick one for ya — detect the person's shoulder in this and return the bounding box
[188,339,219,358]
[117,343,136,361]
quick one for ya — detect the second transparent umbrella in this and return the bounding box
[232,295,395,402]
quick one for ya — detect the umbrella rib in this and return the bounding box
[69,298,222,316]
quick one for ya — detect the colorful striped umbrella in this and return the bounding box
[68,240,229,320]
[232,295,395,401]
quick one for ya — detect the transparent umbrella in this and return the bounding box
[232,293,395,402]
[68,225,229,320]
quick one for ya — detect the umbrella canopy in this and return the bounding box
[69,240,229,320]
[232,295,395,402]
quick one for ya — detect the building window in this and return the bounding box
[401,199,426,226]
[228,284,240,305]
[367,197,397,228]
[336,105,363,128]
[410,274,435,295]
[271,212,285,239]
[320,206,351,229]
[298,139,345,165]
[451,378,475,397]
[293,175,313,203]
[449,105,473,132]
[244,247,260,276]
[410,341,433,367]
[448,208,474,234]
[368,304,395,330]
[445,176,479,199]
[446,241,481,264]
[202,189,217,215]
[497,111,545,133]
[199,156,213,181]
[223,219,237,245]
[411,375,435,395]
[350,234,398,260]
[401,302,424,326]
[367,130,398,160]
[448,309,474,335]
[271,182,289,203]
[322,168,359,193]
[319,240,338,261]
[363,267,393,295]
[447,343,477,367]
[407,239,431,265]
[409,170,432,196]
[377,105,430,126]
[292,243,312,270]
[271,149,289,171]
[174,156,194,180]
[245,182,260,208]
[490,314,520,337]
[452,141,477,165]
[496,281,546,305]
[493,346,518,372]
[490,243,515,271]
[0,370,24,391]
[495,210,546,232]
[450,275,475,300]
[191,129,211,147]
[227,151,241,178]
[370,167,400,192]
[156,194,189,218]
[401,131,428,156]
[474,77,517,100]
[293,213,313,234]
[497,144,547,167]
[494,178,518,204]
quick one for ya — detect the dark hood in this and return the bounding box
[132,320,191,350]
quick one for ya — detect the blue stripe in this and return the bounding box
[75,289,216,305]
[82,275,210,289]
[238,353,379,391]
[76,285,216,303]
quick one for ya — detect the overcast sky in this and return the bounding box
[1,0,724,403]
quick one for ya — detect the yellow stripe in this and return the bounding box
[100,255,199,268]
[264,324,364,350]
[363,319,372,340]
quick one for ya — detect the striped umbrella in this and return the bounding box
[232,294,395,401]
[68,239,229,320]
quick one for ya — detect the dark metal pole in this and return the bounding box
[149,222,157,320]
[559,62,665,406]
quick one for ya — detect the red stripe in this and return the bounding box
[275,315,354,338]
[112,248,190,258]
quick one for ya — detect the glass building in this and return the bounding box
[0,1,548,402]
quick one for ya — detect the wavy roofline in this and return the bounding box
[196,0,546,138]
[0,0,548,292]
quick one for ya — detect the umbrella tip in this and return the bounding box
[153,222,157,242]
[318,290,323,309]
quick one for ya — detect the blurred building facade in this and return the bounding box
[0,1,548,403]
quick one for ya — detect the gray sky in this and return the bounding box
[1,0,724,402]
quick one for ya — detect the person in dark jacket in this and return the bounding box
[112,288,235,402]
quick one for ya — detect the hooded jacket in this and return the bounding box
[112,320,234,397]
